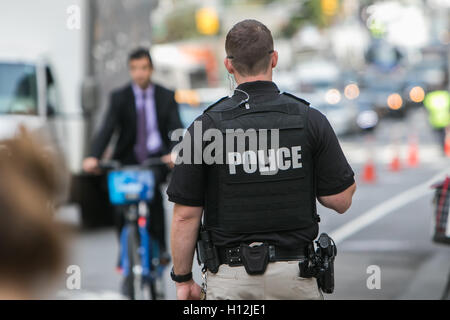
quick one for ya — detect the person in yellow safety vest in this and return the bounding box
[423,90,450,154]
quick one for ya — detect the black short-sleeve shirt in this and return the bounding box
[167,80,355,248]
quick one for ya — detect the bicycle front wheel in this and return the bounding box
[126,224,146,300]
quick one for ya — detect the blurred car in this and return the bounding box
[312,101,360,136]
[337,73,380,132]
[402,49,448,109]
[353,93,379,132]
[294,58,340,94]
[359,71,407,119]
[401,80,427,110]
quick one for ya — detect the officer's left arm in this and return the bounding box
[171,203,203,275]
[309,107,356,213]
[318,181,356,214]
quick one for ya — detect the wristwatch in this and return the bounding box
[170,267,192,283]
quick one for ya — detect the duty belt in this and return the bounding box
[217,244,307,267]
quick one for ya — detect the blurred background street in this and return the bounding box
[0,0,449,299]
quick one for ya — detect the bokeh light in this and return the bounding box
[387,93,403,110]
[409,86,425,103]
[325,88,341,104]
[344,83,360,100]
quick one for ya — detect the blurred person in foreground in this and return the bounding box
[0,128,67,299]
[83,48,182,261]
[423,87,450,155]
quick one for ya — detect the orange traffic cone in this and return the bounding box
[407,135,419,167]
[361,134,376,183]
[445,136,450,157]
[389,137,402,172]
[389,154,401,171]
[362,159,376,183]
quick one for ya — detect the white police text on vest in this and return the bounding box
[227,146,302,175]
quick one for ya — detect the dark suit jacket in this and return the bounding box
[90,82,182,165]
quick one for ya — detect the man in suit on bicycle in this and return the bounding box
[83,47,182,261]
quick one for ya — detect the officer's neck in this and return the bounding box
[234,72,272,85]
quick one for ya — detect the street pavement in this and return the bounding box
[55,106,450,300]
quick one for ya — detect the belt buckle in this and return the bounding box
[226,247,242,266]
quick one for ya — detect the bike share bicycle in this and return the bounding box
[100,158,169,300]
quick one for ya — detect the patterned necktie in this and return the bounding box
[135,91,148,163]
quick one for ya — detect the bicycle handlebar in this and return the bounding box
[98,157,167,172]
[98,160,121,171]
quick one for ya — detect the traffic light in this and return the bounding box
[195,7,219,35]
[321,0,339,16]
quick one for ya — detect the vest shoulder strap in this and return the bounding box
[281,92,312,134]
[282,92,311,106]
[203,96,232,113]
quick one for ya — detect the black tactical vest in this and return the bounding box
[203,92,318,234]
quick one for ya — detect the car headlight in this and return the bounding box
[357,110,378,129]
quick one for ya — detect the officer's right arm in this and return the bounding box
[318,182,356,214]
[171,203,203,275]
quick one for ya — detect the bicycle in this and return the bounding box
[100,158,169,300]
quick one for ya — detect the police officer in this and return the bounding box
[167,19,356,300]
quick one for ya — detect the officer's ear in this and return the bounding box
[271,51,278,69]
[224,57,234,74]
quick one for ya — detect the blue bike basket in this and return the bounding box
[107,169,155,205]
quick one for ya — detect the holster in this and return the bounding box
[297,233,336,294]
[240,243,270,275]
[196,225,220,273]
